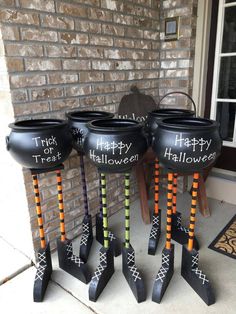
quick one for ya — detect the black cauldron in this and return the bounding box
[145,92,196,145]
[153,117,222,173]
[6,119,72,169]
[66,111,114,153]
[83,119,148,173]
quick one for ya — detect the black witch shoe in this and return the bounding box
[89,246,114,302]
[181,245,215,305]
[79,214,93,262]
[122,244,146,303]
[57,238,91,283]
[152,244,174,303]
[171,212,199,250]
[95,212,121,257]
[148,211,161,255]
[33,243,52,302]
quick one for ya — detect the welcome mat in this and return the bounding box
[209,214,236,259]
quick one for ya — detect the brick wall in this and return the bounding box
[0,0,161,252]
[158,0,198,109]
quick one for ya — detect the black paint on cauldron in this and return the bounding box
[6,119,72,170]
[153,117,222,173]
[145,109,195,145]
[66,111,114,153]
[84,119,148,173]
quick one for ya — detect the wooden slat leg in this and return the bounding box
[197,173,210,217]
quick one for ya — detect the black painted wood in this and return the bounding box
[57,238,91,284]
[122,244,146,303]
[95,213,121,257]
[148,211,161,255]
[33,243,52,302]
[79,214,93,263]
[152,244,174,303]
[171,212,199,250]
[89,246,114,302]
[181,245,215,306]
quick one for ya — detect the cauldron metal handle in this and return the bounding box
[5,136,10,151]
[158,91,197,116]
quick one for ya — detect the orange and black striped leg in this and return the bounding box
[148,158,161,255]
[181,173,215,306]
[32,174,52,303]
[56,170,91,283]
[171,173,199,249]
[95,176,121,257]
[152,172,175,304]
[122,173,146,303]
[79,154,93,263]
[89,173,115,302]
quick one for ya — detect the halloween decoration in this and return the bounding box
[67,111,121,261]
[152,116,221,305]
[6,119,91,302]
[146,92,198,255]
[84,119,147,302]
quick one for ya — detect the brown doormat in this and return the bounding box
[208,214,236,259]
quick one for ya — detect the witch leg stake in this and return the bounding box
[122,173,146,303]
[171,173,199,250]
[89,173,114,302]
[78,154,93,262]
[181,173,215,305]
[32,174,52,302]
[148,158,161,255]
[56,170,91,283]
[152,172,175,303]
[96,177,121,257]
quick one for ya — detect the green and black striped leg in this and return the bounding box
[96,176,121,257]
[171,173,199,250]
[56,170,91,284]
[79,153,93,262]
[89,173,115,302]
[32,173,52,302]
[122,173,146,303]
[181,173,215,306]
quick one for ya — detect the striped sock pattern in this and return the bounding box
[56,170,66,242]
[125,173,130,249]
[188,173,199,251]
[100,173,109,249]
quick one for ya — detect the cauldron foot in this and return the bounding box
[33,243,52,302]
[95,213,121,257]
[172,212,199,250]
[89,246,114,302]
[152,244,174,303]
[57,238,91,283]
[79,214,93,262]
[181,245,215,305]
[148,211,161,255]
[122,244,146,303]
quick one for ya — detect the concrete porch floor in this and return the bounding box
[0,193,236,314]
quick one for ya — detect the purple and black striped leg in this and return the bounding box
[78,154,93,263]
[96,177,121,257]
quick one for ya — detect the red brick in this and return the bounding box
[65,85,92,97]
[48,73,78,85]
[19,0,55,12]
[41,14,74,30]
[56,2,87,18]
[63,60,91,71]
[79,95,105,107]
[0,25,20,41]
[88,7,113,21]
[31,87,64,101]
[25,59,61,71]
[6,58,24,72]
[5,43,43,57]
[101,0,124,11]
[114,38,135,48]
[75,20,101,34]
[11,89,28,102]
[10,74,46,88]
[46,45,77,58]
[79,72,104,83]
[113,13,133,25]
[0,9,39,25]
[21,28,58,42]
[102,24,124,36]
[51,98,79,111]
[60,32,88,45]
[92,60,114,70]
[14,101,50,116]
[0,0,15,6]
[115,61,134,70]
[90,35,113,46]
[78,47,103,59]
[104,72,125,81]
[93,83,115,94]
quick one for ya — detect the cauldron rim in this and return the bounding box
[148,108,195,117]
[8,119,67,131]
[88,118,142,133]
[158,117,219,130]
[66,110,114,121]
